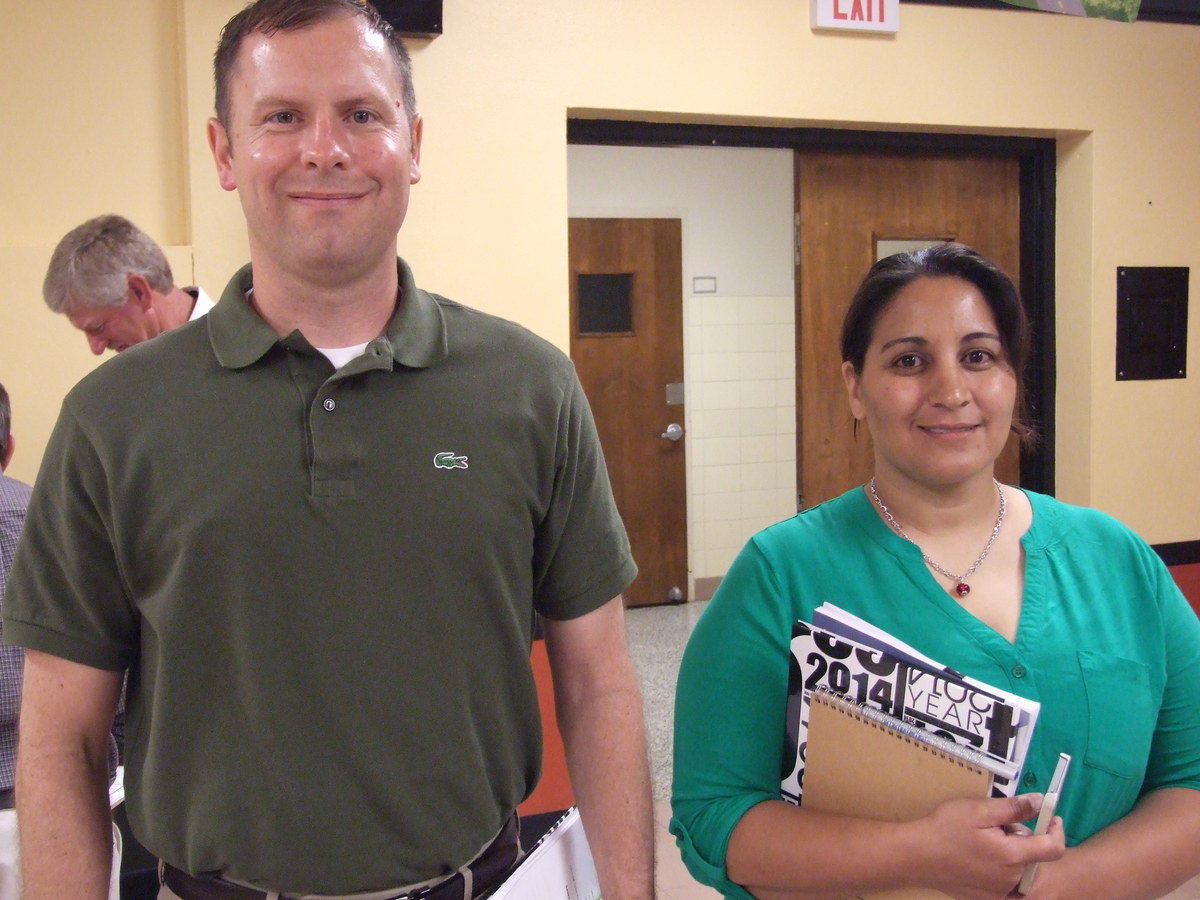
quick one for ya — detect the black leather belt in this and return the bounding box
[162,813,521,900]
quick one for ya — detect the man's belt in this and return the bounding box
[162,812,521,900]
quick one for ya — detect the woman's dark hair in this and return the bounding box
[840,242,1035,446]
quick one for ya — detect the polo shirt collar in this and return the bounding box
[208,258,447,370]
[385,258,448,369]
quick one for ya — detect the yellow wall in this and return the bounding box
[3,0,1197,543]
[1,0,191,486]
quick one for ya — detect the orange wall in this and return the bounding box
[1171,563,1200,617]
[517,640,574,816]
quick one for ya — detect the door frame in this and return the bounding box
[567,119,1056,496]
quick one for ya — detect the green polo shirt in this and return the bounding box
[4,260,636,893]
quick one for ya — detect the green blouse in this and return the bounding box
[671,487,1200,898]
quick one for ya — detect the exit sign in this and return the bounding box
[812,0,899,32]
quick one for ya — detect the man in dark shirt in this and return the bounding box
[5,2,654,899]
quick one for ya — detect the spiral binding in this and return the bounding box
[811,686,1001,775]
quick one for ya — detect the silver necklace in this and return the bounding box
[868,477,1006,598]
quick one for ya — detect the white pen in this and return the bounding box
[1017,752,1071,895]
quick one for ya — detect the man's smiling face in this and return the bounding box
[208,12,422,288]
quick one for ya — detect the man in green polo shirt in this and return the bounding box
[3,2,654,899]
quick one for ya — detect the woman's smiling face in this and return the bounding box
[841,275,1018,491]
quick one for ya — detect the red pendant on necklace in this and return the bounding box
[955,582,971,597]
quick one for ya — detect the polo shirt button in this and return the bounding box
[1011,664,1027,678]
[1023,771,1038,787]
[323,398,336,411]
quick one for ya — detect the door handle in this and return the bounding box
[661,423,683,441]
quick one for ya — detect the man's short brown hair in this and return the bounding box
[213,0,417,129]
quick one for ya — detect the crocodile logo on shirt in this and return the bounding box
[433,451,469,470]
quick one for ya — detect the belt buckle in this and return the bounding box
[402,887,435,900]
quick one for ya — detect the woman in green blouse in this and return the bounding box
[672,244,1200,899]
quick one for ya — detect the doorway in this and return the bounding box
[567,145,796,601]
[567,121,1055,593]
[568,218,688,608]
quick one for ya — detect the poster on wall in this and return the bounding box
[997,0,1141,22]
[907,0,1147,22]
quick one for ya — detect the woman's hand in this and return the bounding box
[996,788,1200,900]
[909,793,1065,900]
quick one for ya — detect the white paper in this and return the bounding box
[490,808,601,900]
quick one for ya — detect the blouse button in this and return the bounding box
[1011,664,1027,679]
[1023,771,1038,787]
[322,398,336,412]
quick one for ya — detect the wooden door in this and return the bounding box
[796,151,1022,507]
[568,218,687,607]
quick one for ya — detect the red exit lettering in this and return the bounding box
[830,0,892,24]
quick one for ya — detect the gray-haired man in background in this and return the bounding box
[43,214,213,355]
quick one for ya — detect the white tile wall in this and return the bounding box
[685,294,798,583]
